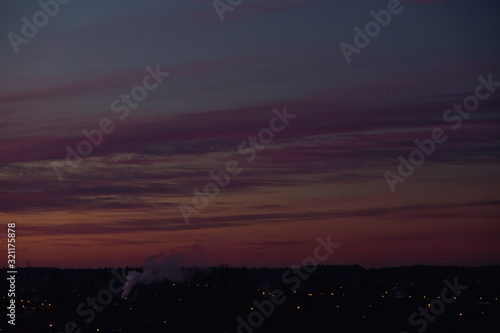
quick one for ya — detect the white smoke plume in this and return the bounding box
[121,248,205,298]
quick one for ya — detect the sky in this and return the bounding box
[0,0,499,268]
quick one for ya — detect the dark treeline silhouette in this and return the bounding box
[2,265,499,332]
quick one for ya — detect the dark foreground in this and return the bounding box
[2,265,499,333]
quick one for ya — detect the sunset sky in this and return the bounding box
[1,0,499,268]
